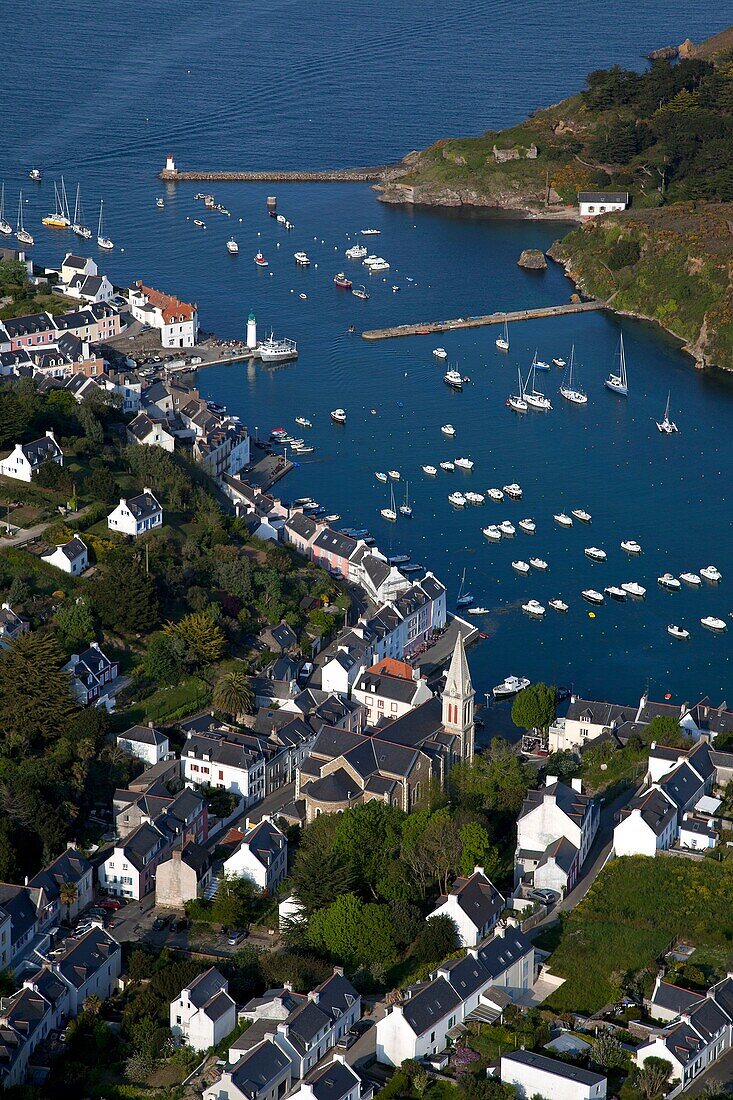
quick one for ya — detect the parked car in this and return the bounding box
[227,929,246,946]
[152,916,169,932]
[336,1033,357,1051]
[98,898,123,911]
[527,888,558,905]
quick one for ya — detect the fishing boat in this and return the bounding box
[330,408,347,423]
[254,251,268,266]
[605,333,629,396]
[512,560,530,574]
[525,359,552,410]
[465,491,485,505]
[668,624,691,640]
[226,238,239,254]
[554,513,573,528]
[399,483,413,517]
[468,606,490,615]
[439,461,455,471]
[15,192,33,246]
[294,252,310,265]
[701,565,722,582]
[97,200,113,249]
[549,599,569,613]
[345,244,368,259]
[441,424,456,436]
[702,616,727,633]
[455,457,474,470]
[572,509,592,523]
[503,483,523,500]
[499,520,516,537]
[680,572,701,586]
[156,197,164,208]
[448,492,467,507]
[506,368,528,413]
[582,589,604,605]
[560,346,588,405]
[433,348,448,360]
[656,392,679,433]
[658,573,681,591]
[259,334,297,362]
[621,540,642,554]
[0,185,11,236]
[518,518,536,534]
[522,600,546,617]
[495,320,509,351]
[483,525,502,541]
[492,675,530,699]
[444,369,463,390]
[530,558,548,571]
[29,168,41,182]
[352,284,369,300]
[334,272,352,289]
[604,586,627,601]
[71,184,91,238]
[584,547,606,562]
[621,582,646,598]
[381,485,397,522]
[552,356,566,368]
[388,470,401,480]
[456,569,473,607]
[487,488,504,503]
[375,472,388,483]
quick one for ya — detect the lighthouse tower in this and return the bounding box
[165,154,176,174]
[246,312,257,349]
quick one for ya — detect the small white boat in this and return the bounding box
[487,488,504,503]
[422,464,437,476]
[532,350,550,372]
[518,518,536,534]
[605,333,629,396]
[499,520,516,537]
[549,599,569,613]
[455,457,474,470]
[29,168,41,182]
[361,228,381,235]
[492,675,530,698]
[680,572,701,586]
[552,357,566,368]
[294,251,311,265]
[433,348,448,360]
[572,509,592,523]
[465,491,485,505]
[582,589,604,605]
[702,616,727,633]
[658,573,682,591]
[295,416,312,428]
[560,346,588,405]
[375,472,388,483]
[554,513,573,528]
[585,547,607,562]
[441,424,456,436]
[496,320,509,351]
[352,285,369,300]
[504,484,523,499]
[621,582,646,598]
[530,558,548,571]
[193,218,206,228]
[388,470,401,481]
[381,485,397,522]
[345,244,368,259]
[701,566,722,582]
[299,293,307,300]
[71,184,92,238]
[330,408,347,423]
[448,492,466,507]
[483,525,502,541]
[468,606,490,615]
[657,392,678,434]
[15,190,34,245]
[440,461,455,471]
[668,624,691,640]
[512,560,530,574]
[604,586,627,601]
[368,258,390,272]
[227,238,239,254]
[522,599,546,617]
[156,197,164,208]
[621,540,642,554]
[444,369,463,389]
[254,251,269,266]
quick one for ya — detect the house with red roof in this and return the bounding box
[127,281,199,348]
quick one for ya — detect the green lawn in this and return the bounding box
[121,676,211,725]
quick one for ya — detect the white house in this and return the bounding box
[64,272,115,304]
[515,777,599,894]
[0,431,63,483]
[501,1050,607,1100]
[289,1057,362,1100]
[116,723,170,766]
[41,535,88,575]
[107,488,163,537]
[28,847,93,929]
[278,894,305,931]
[127,281,199,349]
[98,821,167,901]
[203,1040,293,1100]
[126,412,176,453]
[170,968,237,1052]
[181,719,266,806]
[223,816,287,892]
[678,813,718,851]
[613,787,678,858]
[55,926,122,1015]
[430,866,504,948]
[578,191,629,218]
[60,254,98,285]
[547,696,637,752]
[352,659,433,726]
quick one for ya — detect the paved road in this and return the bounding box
[0,503,92,550]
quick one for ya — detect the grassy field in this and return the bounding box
[545,854,733,1013]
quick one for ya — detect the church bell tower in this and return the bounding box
[442,633,475,762]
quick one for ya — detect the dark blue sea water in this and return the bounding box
[2,0,732,706]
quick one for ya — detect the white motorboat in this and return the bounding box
[657,392,679,433]
[493,675,530,698]
[468,606,490,615]
[0,184,11,236]
[71,184,92,238]
[259,334,297,362]
[194,218,206,228]
[525,359,552,410]
[345,243,368,259]
[455,457,474,470]
[604,586,627,601]
[295,416,312,428]
[441,424,456,436]
[530,558,548,571]
[549,599,569,613]
[456,569,474,607]
[440,460,455,471]
[362,254,380,266]
[375,472,388,483]
[227,238,239,254]
[156,197,164,208]
[532,350,550,372]
[605,333,629,395]
[658,573,682,591]
[512,560,530,574]
[368,258,390,272]
[496,320,509,351]
[483,525,502,541]
[499,520,516,537]
[294,251,311,265]
[29,168,41,182]
[519,518,536,534]
[554,513,573,528]
[680,572,701,586]
[352,284,369,300]
[97,199,113,249]
[422,464,437,476]
[668,624,691,640]
[702,616,727,633]
[701,566,722,582]
[621,540,642,554]
[388,470,401,480]
[330,408,347,423]
[621,582,646,598]
[582,589,605,605]
[552,356,566,368]
[504,484,523,499]
[448,492,466,507]
[506,368,528,413]
[585,547,607,562]
[381,485,397,522]
[444,369,463,390]
[465,491,485,505]
[361,228,381,235]
[487,488,504,503]
[560,346,588,405]
[523,599,546,617]
[571,510,591,524]
[399,482,413,517]
[433,347,448,360]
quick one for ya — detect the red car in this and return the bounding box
[98,898,123,912]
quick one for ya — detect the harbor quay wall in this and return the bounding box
[159,168,385,182]
[361,300,606,340]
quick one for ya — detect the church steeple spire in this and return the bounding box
[442,632,475,761]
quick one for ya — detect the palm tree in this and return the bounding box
[212,670,254,722]
[59,881,78,924]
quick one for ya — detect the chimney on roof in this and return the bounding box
[307,990,320,1003]
[332,965,344,977]
[680,703,688,716]
[143,486,153,496]
[474,865,484,877]
[283,981,293,992]
[333,1053,346,1065]
[571,778,583,793]
[570,694,577,705]
[493,923,506,938]
[45,430,55,440]
[650,741,657,751]
[545,775,558,787]
[148,720,155,729]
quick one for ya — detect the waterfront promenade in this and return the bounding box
[361,300,606,340]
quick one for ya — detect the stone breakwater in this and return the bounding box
[159,167,386,182]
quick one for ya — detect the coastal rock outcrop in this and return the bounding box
[517,248,547,271]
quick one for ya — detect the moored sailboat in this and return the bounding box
[656,391,678,433]
[97,200,114,250]
[560,346,587,405]
[605,333,629,396]
[71,184,92,239]
[15,192,33,246]
[0,184,11,236]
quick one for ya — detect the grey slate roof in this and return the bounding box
[242,819,285,868]
[20,434,62,467]
[28,847,90,902]
[537,836,578,874]
[0,885,36,944]
[477,928,533,979]
[124,490,162,520]
[285,512,318,540]
[620,788,676,836]
[502,1048,606,1086]
[519,781,594,825]
[577,191,629,203]
[308,1060,360,1100]
[186,967,228,1009]
[230,1040,291,1098]
[659,761,705,809]
[439,871,504,930]
[58,535,87,561]
[119,723,167,747]
[564,697,635,727]
[401,976,462,1036]
[313,528,357,559]
[354,667,422,704]
[439,954,491,1000]
[57,926,119,989]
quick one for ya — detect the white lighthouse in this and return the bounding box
[165,154,176,174]
[246,311,257,349]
